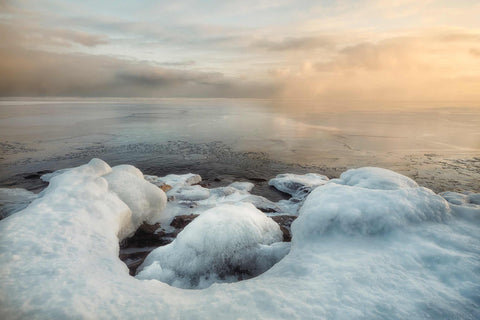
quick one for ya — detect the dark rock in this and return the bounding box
[170,214,199,229]
[120,223,175,249]
[24,170,52,180]
[159,184,172,192]
[271,215,297,242]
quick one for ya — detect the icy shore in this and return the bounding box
[0,159,479,319]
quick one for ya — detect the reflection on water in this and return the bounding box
[1,98,479,192]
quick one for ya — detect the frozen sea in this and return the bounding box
[1,98,480,319]
[1,97,479,195]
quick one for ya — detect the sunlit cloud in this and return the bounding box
[0,0,479,104]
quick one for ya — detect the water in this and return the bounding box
[1,98,479,196]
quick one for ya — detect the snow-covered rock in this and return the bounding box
[136,203,287,288]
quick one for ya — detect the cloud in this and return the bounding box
[0,23,108,49]
[272,32,480,103]
[0,43,279,98]
[470,48,480,57]
[251,36,334,51]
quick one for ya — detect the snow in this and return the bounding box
[331,167,419,190]
[295,182,450,239]
[0,188,37,219]
[137,203,286,289]
[440,191,480,221]
[145,173,201,189]
[1,160,479,319]
[40,168,71,182]
[103,165,167,238]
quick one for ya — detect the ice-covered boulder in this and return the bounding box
[331,167,419,190]
[104,165,167,238]
[136,203,288,288]
[294,183,451,241]
[269,173,329,196]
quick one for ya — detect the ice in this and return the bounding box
[269,173,329,196]
[268,173,330,215]
[103,165,167,238]
[1,161,479,319]
[40,168,71,182]
[441,191,480,206]
[145,173,201,189]
[168,185,211,201]
[331,167,419,190]
[0,188,37,219]
[295,183,450,239]
[228,181,255,192]
[136,203,287,288]
[145,174,282,219]
[440,191,480,221]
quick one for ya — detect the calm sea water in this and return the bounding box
[1,98,479,196]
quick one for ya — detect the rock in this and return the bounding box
[120,223,175,249]
[271,215,297,242]
[159,184,172,192]
[170,214,199,229]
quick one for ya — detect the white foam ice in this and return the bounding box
[1,160,479,319]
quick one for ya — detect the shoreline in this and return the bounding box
[1,140,480,199]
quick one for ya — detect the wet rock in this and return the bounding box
[159,184,172,192]
[170,214,199,229]
[120,223,175,249]
[271,215,297,242]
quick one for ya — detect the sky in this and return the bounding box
[1,0,480,102]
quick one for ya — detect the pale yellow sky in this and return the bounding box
[1,0,479,103]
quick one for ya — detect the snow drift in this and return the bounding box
[1,160,479,319]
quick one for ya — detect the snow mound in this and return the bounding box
[269,173,329,196]
[295,183,451,240]
[104,165,167,238]
[332,167,418,190]
[137,203,286,288]
[0,188,37,219]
